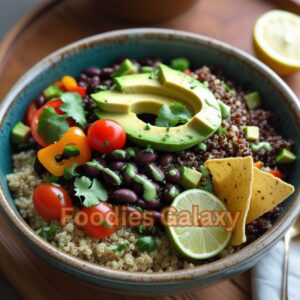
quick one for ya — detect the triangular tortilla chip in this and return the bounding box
[205,156,253,246]
[246,167,295,223]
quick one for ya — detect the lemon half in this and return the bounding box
[253,10,300,76]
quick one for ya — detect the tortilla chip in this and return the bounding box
[205,156,253,246]
[246,167,295,223]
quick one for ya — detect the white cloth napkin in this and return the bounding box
[252,237,300,300]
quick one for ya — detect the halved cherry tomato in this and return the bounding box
[33,183,73,221]
[31,99,64,147]
[268,169,284,179]
[79,203,117,239]
[24,102,37,126]
[87,120,126,154]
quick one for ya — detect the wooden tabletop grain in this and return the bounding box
[0,0,299,299]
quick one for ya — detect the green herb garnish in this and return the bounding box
[37,107,69,144]
[74,176,107,207]
[111,243,130,253]
[36,224,58,240]
[155,102,192,127]
[64,163,79,180]
[60,92,87,127]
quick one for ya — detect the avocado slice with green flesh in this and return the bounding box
[276,148,296,164]
[180,166,202,189]
[112,59,137,78]
[11,122,31,144]
[92,64,221,151]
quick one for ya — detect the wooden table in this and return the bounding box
[0,0,299,299]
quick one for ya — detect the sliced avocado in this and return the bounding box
[244,126,259,141]
[245,91,261,109]
[218,100,231,118]
[112,59,137,78]
[180,166,202,189]
[141,66,155,73]
[11,122,31,144]
[92,64,221,151]
[276,148,296,164]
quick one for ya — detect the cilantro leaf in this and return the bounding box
[74,176,107,207]
[64,163,79,180]
[111,243,129,253]
[36,224,58,240]
[37,107,69,144]
[44,174,60,183]
[60,92,87,127]
[155,102,192,127]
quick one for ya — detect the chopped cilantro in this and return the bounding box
[111,243,129,253]
[144,123,151,130]
[64,163,79,180]
[74,176,107,207]
[155,102,192,127]
[36,224,58,240]
[60,92,87,127]
[136,236,157,252]
[144,145,154,153]
[37,107,69,144]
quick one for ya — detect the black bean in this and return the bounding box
[100,68,114,80]
[158,153,173,167]
[136,150,157,166]
[34,95,46,108]
[152,211,162,224]
[108,161,126,171]
[110,189,138,204]
[101,168,122,186]
[122,163,138,185]
[165,168,181,184]
[144,163,165,182]
[108,150,127,161]
[136,198,160,210]
[162,183,180,204]
[87,113,98,123]
[91,76,100,85]
[94,156,107,167]
[102,79,113,88]
[81,165,101,178]
[84,67,101,77]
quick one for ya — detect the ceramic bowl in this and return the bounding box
[0,29,299,295]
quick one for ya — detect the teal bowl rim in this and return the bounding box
[0,28,299,283]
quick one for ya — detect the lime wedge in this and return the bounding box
[166,189,232,259]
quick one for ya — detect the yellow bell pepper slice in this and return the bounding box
[38,127,91,176]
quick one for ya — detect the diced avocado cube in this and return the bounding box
[171,57,190,71]
[198,142,207,151]
[218,100,231,119]
[276,148,296,164]
[43,85,63,100]
[180,166,202,189]
[62,144,80,158]
[11,122,31,144]
[244,126,259,141]
[112,59,137,78]
[245,91,261,109]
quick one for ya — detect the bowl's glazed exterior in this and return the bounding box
[0,29,299,295]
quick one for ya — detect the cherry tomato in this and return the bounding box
[79,203,117,238]
[268,170,284,179]
[24,102,37,126]
[87,120,126,154]
[33,183,73,221]
[31,99,66,147]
